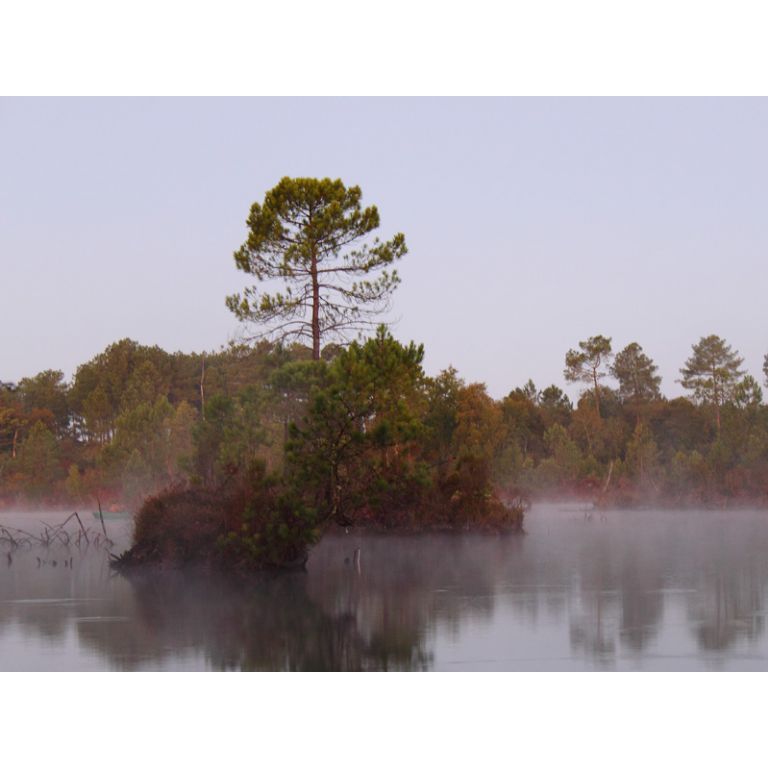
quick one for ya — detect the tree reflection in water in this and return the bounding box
[71,533,528,670]
[76,569,429,671]
[5,508,768,670]
[687,569,766,655]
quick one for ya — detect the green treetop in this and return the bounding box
[17,370,70,435]
[610,342,662,404]
[286,326,424,523]
[679,334,745,432]
[227,177,408,360]
[564,335,613,417]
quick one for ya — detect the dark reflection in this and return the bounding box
[77,533,523,671]
[569,594,617,667]
[687,570,766,653]
[78,568,432,671]
[5,508,768,669]
[564,532,667,665]
[619,566,664,653]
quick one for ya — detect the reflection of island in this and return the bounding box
[78,570,430,671]
[77,533,523,671]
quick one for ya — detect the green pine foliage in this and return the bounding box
[227,177,407,360]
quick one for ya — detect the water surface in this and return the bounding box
[2,505,768,670]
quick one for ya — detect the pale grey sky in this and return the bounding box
[2,98,767,399]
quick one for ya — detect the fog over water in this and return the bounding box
[2,505,768,670]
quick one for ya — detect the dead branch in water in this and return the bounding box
[0,512,113,552]
[96,497,110,543]
[0,524,44,547]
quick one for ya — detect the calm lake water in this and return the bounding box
[2,505,768,671]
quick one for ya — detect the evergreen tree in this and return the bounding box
[679,335,744,432]
[538,385,572,427]
[17,370,70,434]
[564,335,613,417]
[227,177,407,360]
[286,327,425,522]
[423,367,463,472]
[16,421,61,499]
[611,342,661,404]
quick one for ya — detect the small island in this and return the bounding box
[97,176,531,572]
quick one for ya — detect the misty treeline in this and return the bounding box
[3,329,768,516]
[0,331,517,519]
[5,176,768,569]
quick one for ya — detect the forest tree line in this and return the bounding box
[3,330,768,513]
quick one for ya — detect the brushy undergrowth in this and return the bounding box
[114,465,321,572]
[113,466,524,572]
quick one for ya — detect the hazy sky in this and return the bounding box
[2,98,767,399]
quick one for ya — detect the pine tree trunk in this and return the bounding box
[311,250,320,360]
[200,355,206,421]
[593,369,601,418]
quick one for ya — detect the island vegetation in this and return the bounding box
[3,178,768,569]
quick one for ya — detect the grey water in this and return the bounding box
[2,505,768,670]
